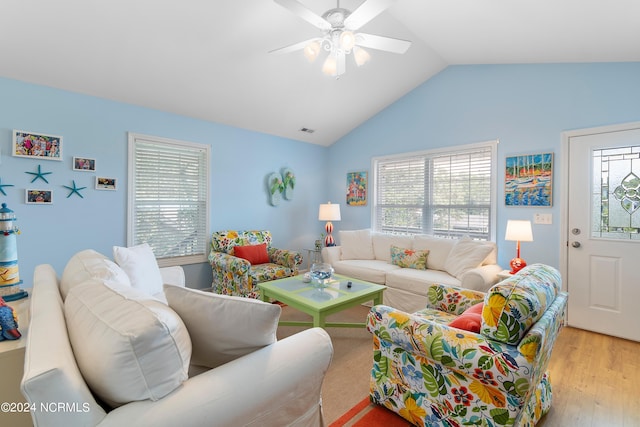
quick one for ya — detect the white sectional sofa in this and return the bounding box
[322,229,503,313]
[21,247,333,427]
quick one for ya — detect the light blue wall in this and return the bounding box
[3,63,640,287]
[0,78,328,288]
[328,62,640,269]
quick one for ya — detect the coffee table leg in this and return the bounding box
[313,312,324,328]
[373,290,383,306]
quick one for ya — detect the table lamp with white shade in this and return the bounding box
[318,202,341,247]
[505,219,533,274]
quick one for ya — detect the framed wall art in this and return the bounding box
[25,189,53,204]
[346,171,367,206]
[505,152,553,207]
[73,157,96,171]
[13,130,62,160]
[95,177,117,191]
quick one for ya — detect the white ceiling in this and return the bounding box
[1,0,638,146]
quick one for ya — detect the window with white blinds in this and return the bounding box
[127,133,210,266]
[372,141,497,240]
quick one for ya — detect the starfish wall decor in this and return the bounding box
[63,180,86,198]
[25,165,52,183]
[0,178,15,196]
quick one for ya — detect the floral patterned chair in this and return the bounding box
[208,230,303,298]
[367,264,568,427]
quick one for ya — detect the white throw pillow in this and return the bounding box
[339,229,375,260]
[371,232,414,262]
[60,249,131,300]
[164,284,281,369]
[113,243,164,296]
[444,236,495,278]
[65,278,191,408]
[413,235,456,271]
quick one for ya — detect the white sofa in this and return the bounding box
[322,229,503,313]
[21,247,333,427]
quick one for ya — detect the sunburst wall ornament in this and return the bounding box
[270,0,411,78]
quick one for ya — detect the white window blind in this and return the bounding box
[373,142,496,240]
[128,133,210,266]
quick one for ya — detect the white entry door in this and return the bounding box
[565,123,640,342]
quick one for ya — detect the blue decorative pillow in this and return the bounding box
[390,245,429,270]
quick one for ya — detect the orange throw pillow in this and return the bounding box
[234,243,270,265]
[448,303,484,333]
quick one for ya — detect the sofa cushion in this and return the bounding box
[164,285,280,369]
[60,249,131,300]
[64,278,191,408]
[372,232,414,262]
[412,235,456,271]
[234,243,270,265]
[331,259,399,284]
[481,264,561,345]
[340,229,375,260]
[443,236,495,278]
[390,245,429,270]
[113,243,165,297]
[386,268,461,297]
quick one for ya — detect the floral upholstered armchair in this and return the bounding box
[367,264,568,427]
[208,230,303,298]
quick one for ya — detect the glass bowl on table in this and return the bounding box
[309,263,334,291]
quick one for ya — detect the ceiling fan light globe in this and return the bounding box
[304,41,321,62]
[353,46,371,66]
[340,31,356,51]
[322,54,338,76]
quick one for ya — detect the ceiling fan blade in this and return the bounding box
[344,0,397,30]
[274,0,331,31]
[269,38,319,55]
[356,33,411,54]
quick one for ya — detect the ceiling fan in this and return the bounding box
[270,0,411,78]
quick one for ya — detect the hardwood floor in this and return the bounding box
[540,326,640,427]
[277,306,640,426]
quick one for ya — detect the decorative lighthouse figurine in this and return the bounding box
[0,203,27,301]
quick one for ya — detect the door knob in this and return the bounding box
[571,241,581,248]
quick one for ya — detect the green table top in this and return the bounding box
[258,274,386,310]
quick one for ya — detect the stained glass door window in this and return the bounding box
[592,145,640,240]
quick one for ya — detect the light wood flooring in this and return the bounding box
[277,305,640,427]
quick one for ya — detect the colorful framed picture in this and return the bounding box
[73,157,96,171]
[12,130,62,161]
[347,171,367,206]
[25,189,53,204]
[95,177,117,191]
[505,153,553,206]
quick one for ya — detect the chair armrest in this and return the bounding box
[321,246,341,264]
[97,328,334,427]
[425,283,486,314]
[459,264,503,292]
[208,251,250,275]
[368,304,531,371]
[268,247,303,269]
[159,266,186,287]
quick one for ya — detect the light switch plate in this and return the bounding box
[534,213,552,224]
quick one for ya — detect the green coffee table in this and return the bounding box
[258,274,386,328]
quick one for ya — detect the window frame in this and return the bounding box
[371,140,498,241]
[127,132,210,267]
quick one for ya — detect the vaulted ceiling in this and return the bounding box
[1,0,638,146]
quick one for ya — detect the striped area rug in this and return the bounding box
[329,397,413,427]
